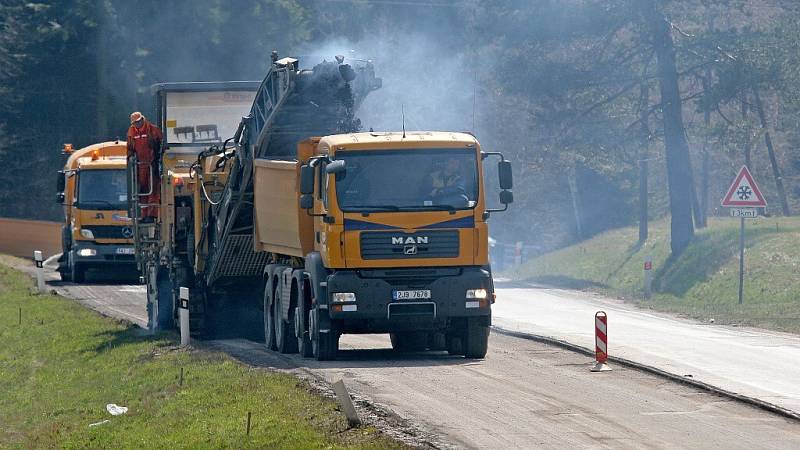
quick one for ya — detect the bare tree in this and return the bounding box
[640,0,695,254]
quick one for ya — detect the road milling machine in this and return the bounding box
[130,53,513,360]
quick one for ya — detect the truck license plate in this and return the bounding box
[393,290,431,300]
[116,247,135,255]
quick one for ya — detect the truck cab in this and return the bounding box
[56,142,135,282]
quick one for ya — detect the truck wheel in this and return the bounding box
[446,334,464,356]
[263,280,277,350]
[188,289,206,338]
[59,268,72,282]
[71,262,85,283]
[274,287,298,354]
[146,266,174,331]
[428,332,447,351]
[310,309,338,361]
[155,268,174,331]
[463,318,490,359]
[390,333,428,352]
[295,305,313,358]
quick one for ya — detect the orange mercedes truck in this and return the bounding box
[56,141,134,282]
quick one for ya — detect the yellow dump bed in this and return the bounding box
[252,139,318,257]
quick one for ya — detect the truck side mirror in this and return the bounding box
[300,194,314,210]
[56,170,66,192]
[56,170,66,204]
[499,190,514,205]
[498,160,513,190]
[325,160,346,175]
[300,165,314,195]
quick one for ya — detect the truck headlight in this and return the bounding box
[332,292,356,303]
[77,248,97,257]
[466,288,488,299]
[80,229,94,239]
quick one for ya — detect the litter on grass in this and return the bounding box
[106,404,128,416]
[89,420,110,427]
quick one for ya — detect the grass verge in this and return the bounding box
[0,263,404,449]
[512,216,800,334]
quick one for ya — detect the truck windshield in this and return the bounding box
[77,169,128,210]
[334,148,479,212]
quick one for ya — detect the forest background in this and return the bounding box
[2,0,799,255]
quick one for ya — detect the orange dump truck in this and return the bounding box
[56,141,134,281]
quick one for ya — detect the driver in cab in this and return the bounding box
[424,157,466,199]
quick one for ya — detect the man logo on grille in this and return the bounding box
[122,227,134,238]
[404,245,418,255]
[393,236,429,245]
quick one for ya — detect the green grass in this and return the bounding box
[0,264,404,449]
[512,216,800,333]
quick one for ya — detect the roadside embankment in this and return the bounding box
[0,262,403,449]
[512,216,800,333]
[0,218,61,258]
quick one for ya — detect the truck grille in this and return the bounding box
[83,225,130,240]
[360,230,459,260]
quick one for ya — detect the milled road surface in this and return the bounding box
[216,334,800,449]
[9,260,800,449]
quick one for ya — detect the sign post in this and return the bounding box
[738,216,745,305]
[721,166,766,305]
[179,287,190,347]
[33,250,45,294]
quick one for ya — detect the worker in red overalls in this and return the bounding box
[127,112,163,223]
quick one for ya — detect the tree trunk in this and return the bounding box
[741,96,753,169]
[690,172,704,227]
[753,87,791,216]
[639,83,650,243]
[567,166,583,241]
[701,149,709,221]
[698,69,711,227]
[640,0,695,254]
[95,23,108,139]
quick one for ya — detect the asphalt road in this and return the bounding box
[11,260,800,449]
[492,280,800,414]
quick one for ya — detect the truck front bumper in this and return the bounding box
[71,241,137,267]
[325,266,492,333]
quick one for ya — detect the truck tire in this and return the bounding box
[463,318,489,359]
[295,305,313,357]
[390,333,428,352]
[446,334,464,356]
[59,270,72,282]
[428,332,447,351]
[174,265,202,337]
[188,289,206,338]
[274,285,298,354]
[310,309,338,361]
[71,262,85,283]
[147,266,174,331]
[263,278,277,350]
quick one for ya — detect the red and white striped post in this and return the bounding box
[591,311,612,372]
